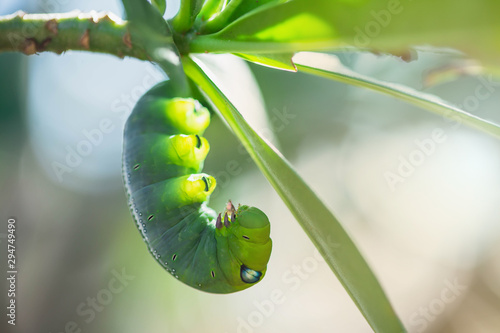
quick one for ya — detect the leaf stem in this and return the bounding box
[201,0,243,34]
[172,0,195,32]
[197,0,226,22]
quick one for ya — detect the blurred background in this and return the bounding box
[1,1,500,332]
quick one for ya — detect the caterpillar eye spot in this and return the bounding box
[195,135,202,149]
[147,215,154,221]
[242,235,250,240]
[211,270,215,278]
[240,265,262,284]
[172,254,177,261]
[202,176,209,192]
[133,164,140,170]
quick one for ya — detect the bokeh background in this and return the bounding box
[2,1,500,332]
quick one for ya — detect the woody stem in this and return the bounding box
[0,11,149,60]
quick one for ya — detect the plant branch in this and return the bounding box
[0,11,150,60]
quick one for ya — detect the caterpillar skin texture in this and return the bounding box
[123,81,272,294]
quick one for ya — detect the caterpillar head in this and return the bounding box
[216,201,272,288]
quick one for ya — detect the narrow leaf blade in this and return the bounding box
[294,52,500,139]
[151,0,167,15]
[182,55,406,333]
[225,0,290,24]
[122,0,168,33]
[233,52,297,71]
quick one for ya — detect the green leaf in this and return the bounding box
[121,0,189,95]
[294,52,500,139]
[122,0,169,34]
[194,54,280,146]
[189,0,500,68]
[151,0,167,15]
[201,0,291,34]
[182,55,406,333]
[226,0,290,23]
[233,52,296,71]
[191,0,337,53]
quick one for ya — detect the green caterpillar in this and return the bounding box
[122,81,272,294]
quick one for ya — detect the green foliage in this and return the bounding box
[122,0,169,34]
[189,0,500,68]
[294,52,500,139]
[116,0,500,331]
[197,0,225,22]
[233,52,296,71]
[6,0,500,330]
[182,56,406,333]
[151,0,167,15]
[224,0,290,24]
[172,0,205,32]
[199,0,289,34]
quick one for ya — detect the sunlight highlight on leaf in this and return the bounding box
[294,52,500,139]
[233,53,296,71]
